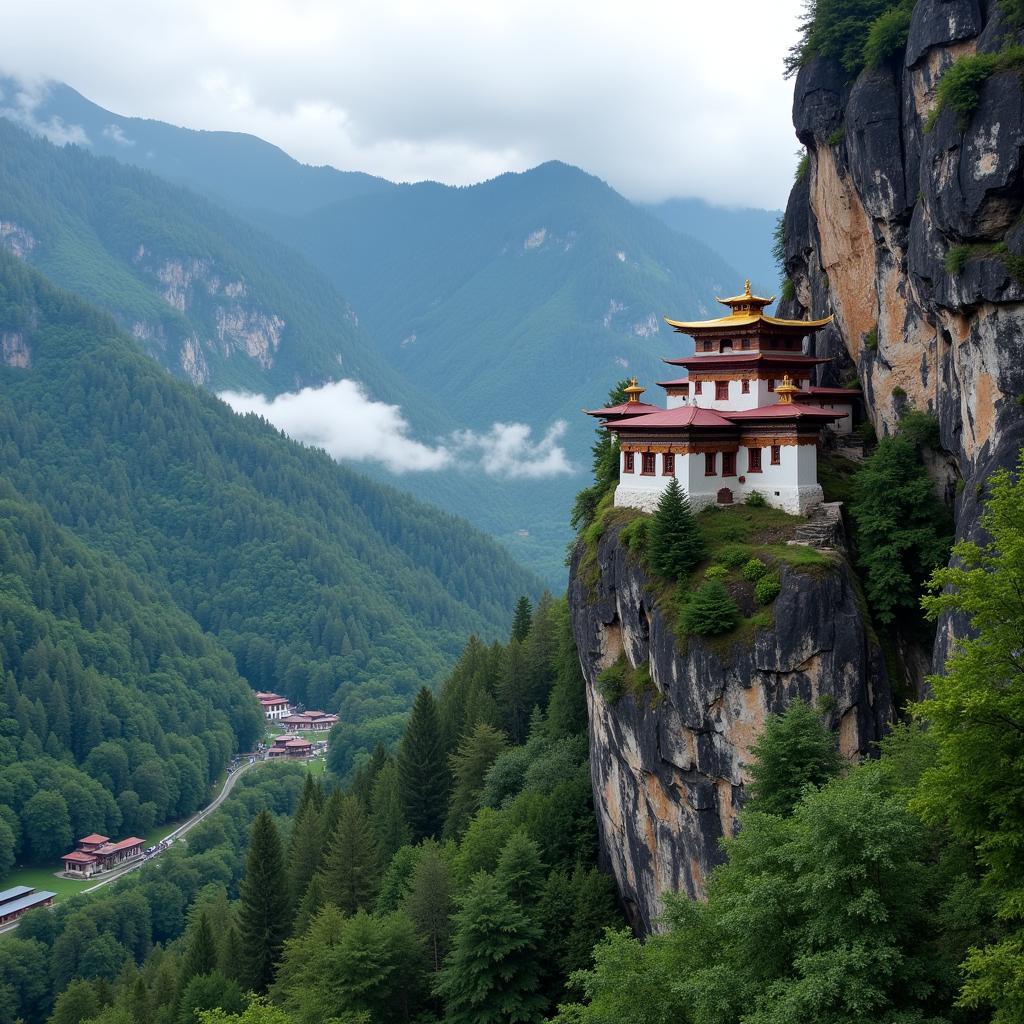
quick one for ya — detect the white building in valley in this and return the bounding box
[587,282,859,516]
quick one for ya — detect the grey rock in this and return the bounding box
[905,0,982,67]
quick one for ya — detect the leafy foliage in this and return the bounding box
[679,580,741,636]
[928,46,1024,131]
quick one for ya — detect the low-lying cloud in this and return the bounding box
[220,379,573,479]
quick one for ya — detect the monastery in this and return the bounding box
[587,282,858,515]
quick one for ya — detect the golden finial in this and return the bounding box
[623,377,646,403]
[776,374,799,405]
[744,279,752,297]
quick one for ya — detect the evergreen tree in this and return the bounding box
[746,700,844,816]
[511,596,533,643]
[294,774,323,820]
[851,434,952,624]
[436,872,546,1024]
[180,909,218,982]
[292,873,325,937]
[679,579,740,636]
[495,830,545,909]
[286,799,323,907]
[370,760,412,863]
[237,810,289,994]
[319,795,380,915]
[646,477,706,580]
[398,688,449,841]
[498,641,532,744]
[217,921,243,984]
[404,841,454,973]
[445,723,508,838]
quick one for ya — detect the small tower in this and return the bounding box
[623,378,646,404]
[775,374,800,405]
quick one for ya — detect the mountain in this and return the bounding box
[644,196,783,297]
[0,117,431,416]
[0,248,539,758]
[0,76,394,217]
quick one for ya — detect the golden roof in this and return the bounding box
[664,278,833,333]
[775,374,800,405]
[622,377,646,403]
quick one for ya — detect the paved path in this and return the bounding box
[0,758,263,934]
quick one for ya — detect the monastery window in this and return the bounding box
[722,451,736,477]
[662,452,675,475]
[768,379,776,391]
[741,338,750,350]
[694,381,703,395]
[748,447,762,473]
[623,451,635,473]
[721,339,733,352]
[641,452,657,475]
[741,378,750,394]
[715,380,729,401]
[771,444,781,465]
[704,452,717,476]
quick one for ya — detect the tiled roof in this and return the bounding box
[608,406,737,430]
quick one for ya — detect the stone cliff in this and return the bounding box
[780,0,1024,662]
[569,524,891,933]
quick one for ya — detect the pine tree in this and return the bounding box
[287,799,323,907]
[746,700,843,816]
[294,773,323,820]
[320,794,381,915]
[495,830,545,909]
[218,920,244,983]
[647,476,706,580]
[511,596,533,643]
[435,872,546,1024]
[181,907,218,981]
[398,687,449,841]
[497,641,532,744]
[237,810,289,993]
[404,841,454,973]
[292,872,325,936]
[445,723,508,838]
[371,760,412,863]
[679,580,740,636]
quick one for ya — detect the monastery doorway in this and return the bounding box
[716,487,734,505]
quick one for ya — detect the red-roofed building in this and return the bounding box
[255,691,292,721]
[62,834,145,877]
[588,281,847,515]
[280,710,338,732]
[267,735,314,759]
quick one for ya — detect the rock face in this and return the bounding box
[569,525,891,934]
[780,2,1024,661]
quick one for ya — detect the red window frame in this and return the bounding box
[715,380,729,401]
[771,444,781,465]
[748,447,762,473]
[641,452,657,476]
[768,379,776,392]
[623,451,635,473]
[741,378,750,394]
[704,452,717,476]
[662,452,675,475]
[722,451,737,477]
[693,380,703,395]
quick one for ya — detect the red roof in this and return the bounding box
[655,377,689,388]
[585,401,661,418]
[608,406,736,431]
[63,851,97,863]
[79,834,109,845]
[663,353,829,369]
[793,386,861,398]
[104,837,144,853]
[721,405,845,422]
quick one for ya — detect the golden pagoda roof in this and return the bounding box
[664,279,833,333]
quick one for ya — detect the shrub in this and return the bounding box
[927,46,1024,131]
[745,490,767,508]
[863,326,879,351]
[741,558,769,582]
[754,574,783,606]
[772,215,787,280]
[855,420,878,446]
[899,410,941,450]
[680,581,741,637]
[945,245,971,274]
[596,656,627,703]
[891,386,907,399]
[795,151,809,182]
[717,545,751,570]
[827,124,845,146]
[704,565,729,581]
[863,5,913,67]
[619,516,649,554]
[781,277,796,302]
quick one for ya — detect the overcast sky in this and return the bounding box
[0,0,803,210]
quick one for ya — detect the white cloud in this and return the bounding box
[0,79,89,145]
[102,123,134,146]
[0,0,803,208]
[219,379,574,479]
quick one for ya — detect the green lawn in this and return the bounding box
[1,865,91,900]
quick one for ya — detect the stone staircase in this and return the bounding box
[793,501,846,551]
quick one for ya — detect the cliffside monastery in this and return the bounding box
[588,282,858,515]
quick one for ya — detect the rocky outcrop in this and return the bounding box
[780,0,1024,667]
[1,331,30,368]
[0,221,36,260]
[570,526,890,934]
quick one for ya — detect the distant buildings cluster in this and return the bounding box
[61,834,145,878]
[255,692,337,731]
[0,885,55,926]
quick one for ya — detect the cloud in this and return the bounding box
[102,123,134,146]
[219,379,574,479]
[0,80,88,145]
[0,0,803,208]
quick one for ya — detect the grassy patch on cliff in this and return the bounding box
[596,652,659,707]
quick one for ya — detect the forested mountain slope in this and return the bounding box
[0,250,538,763]
[0,119,428,413]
